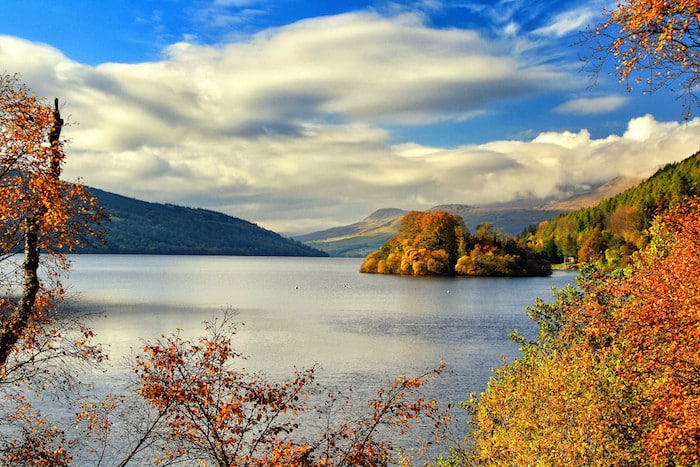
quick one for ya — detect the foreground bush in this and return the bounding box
[127,313,445,466]
[1,309,447,466]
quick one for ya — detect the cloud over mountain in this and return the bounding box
[0,8,696,234]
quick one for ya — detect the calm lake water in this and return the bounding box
[65,255,578,408]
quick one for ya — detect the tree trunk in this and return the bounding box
[0,99,63,367]
[0,222,40,364]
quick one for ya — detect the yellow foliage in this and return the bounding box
[466,199,700,465]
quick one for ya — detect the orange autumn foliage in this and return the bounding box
[0,74,106,465]
[587,0,700,116]
[464,198,700,465]
[360,211,465,276]
[132,311,445,466]
[0,73,105,365]
[0,75,102,256]
[1,396,72,467]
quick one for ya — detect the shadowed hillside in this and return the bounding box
[81,188,328,257]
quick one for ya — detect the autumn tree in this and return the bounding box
[577,226,606,264]
[604,204,643,243]
[0,73,105,363]
[360,211,466,276]
[125,311,445,466]
[0,74,106,465]
[586,0,700,116]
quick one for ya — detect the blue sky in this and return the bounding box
[1,0,699,233]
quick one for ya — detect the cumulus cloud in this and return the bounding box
[0,11,697,234]
[387,115,700,210]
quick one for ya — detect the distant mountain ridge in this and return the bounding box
[295,209,406,258]
[540,176,642,211]
[297,176,642,257]
[81,188,328,257]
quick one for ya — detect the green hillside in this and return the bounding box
[526,150,700,268]
[80,188,328,257]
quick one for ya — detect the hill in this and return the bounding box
[80,188,328,257]
[295,209,407,257]
[541,176,642,211]
[526,150,700,268]
[298,177,641,257]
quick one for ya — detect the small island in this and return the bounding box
[359,211,551,277]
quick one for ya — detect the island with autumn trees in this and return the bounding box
[359,210,551,277]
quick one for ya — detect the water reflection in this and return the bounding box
[66,255,577,397]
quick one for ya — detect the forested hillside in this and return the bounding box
[525,151,700,268]
[81,188,328,256]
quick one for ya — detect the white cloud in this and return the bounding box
[533,6,598,37]
[0,12,697,234]
[399,114,700,209]
[623,114,679,142]
[532,129,593,149]
[555,95,628,114]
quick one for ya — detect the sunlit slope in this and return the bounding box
[297,209,406,257]
[529,151,700,264]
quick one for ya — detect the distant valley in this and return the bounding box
[80,177,641,258]
[295,177,641,257]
